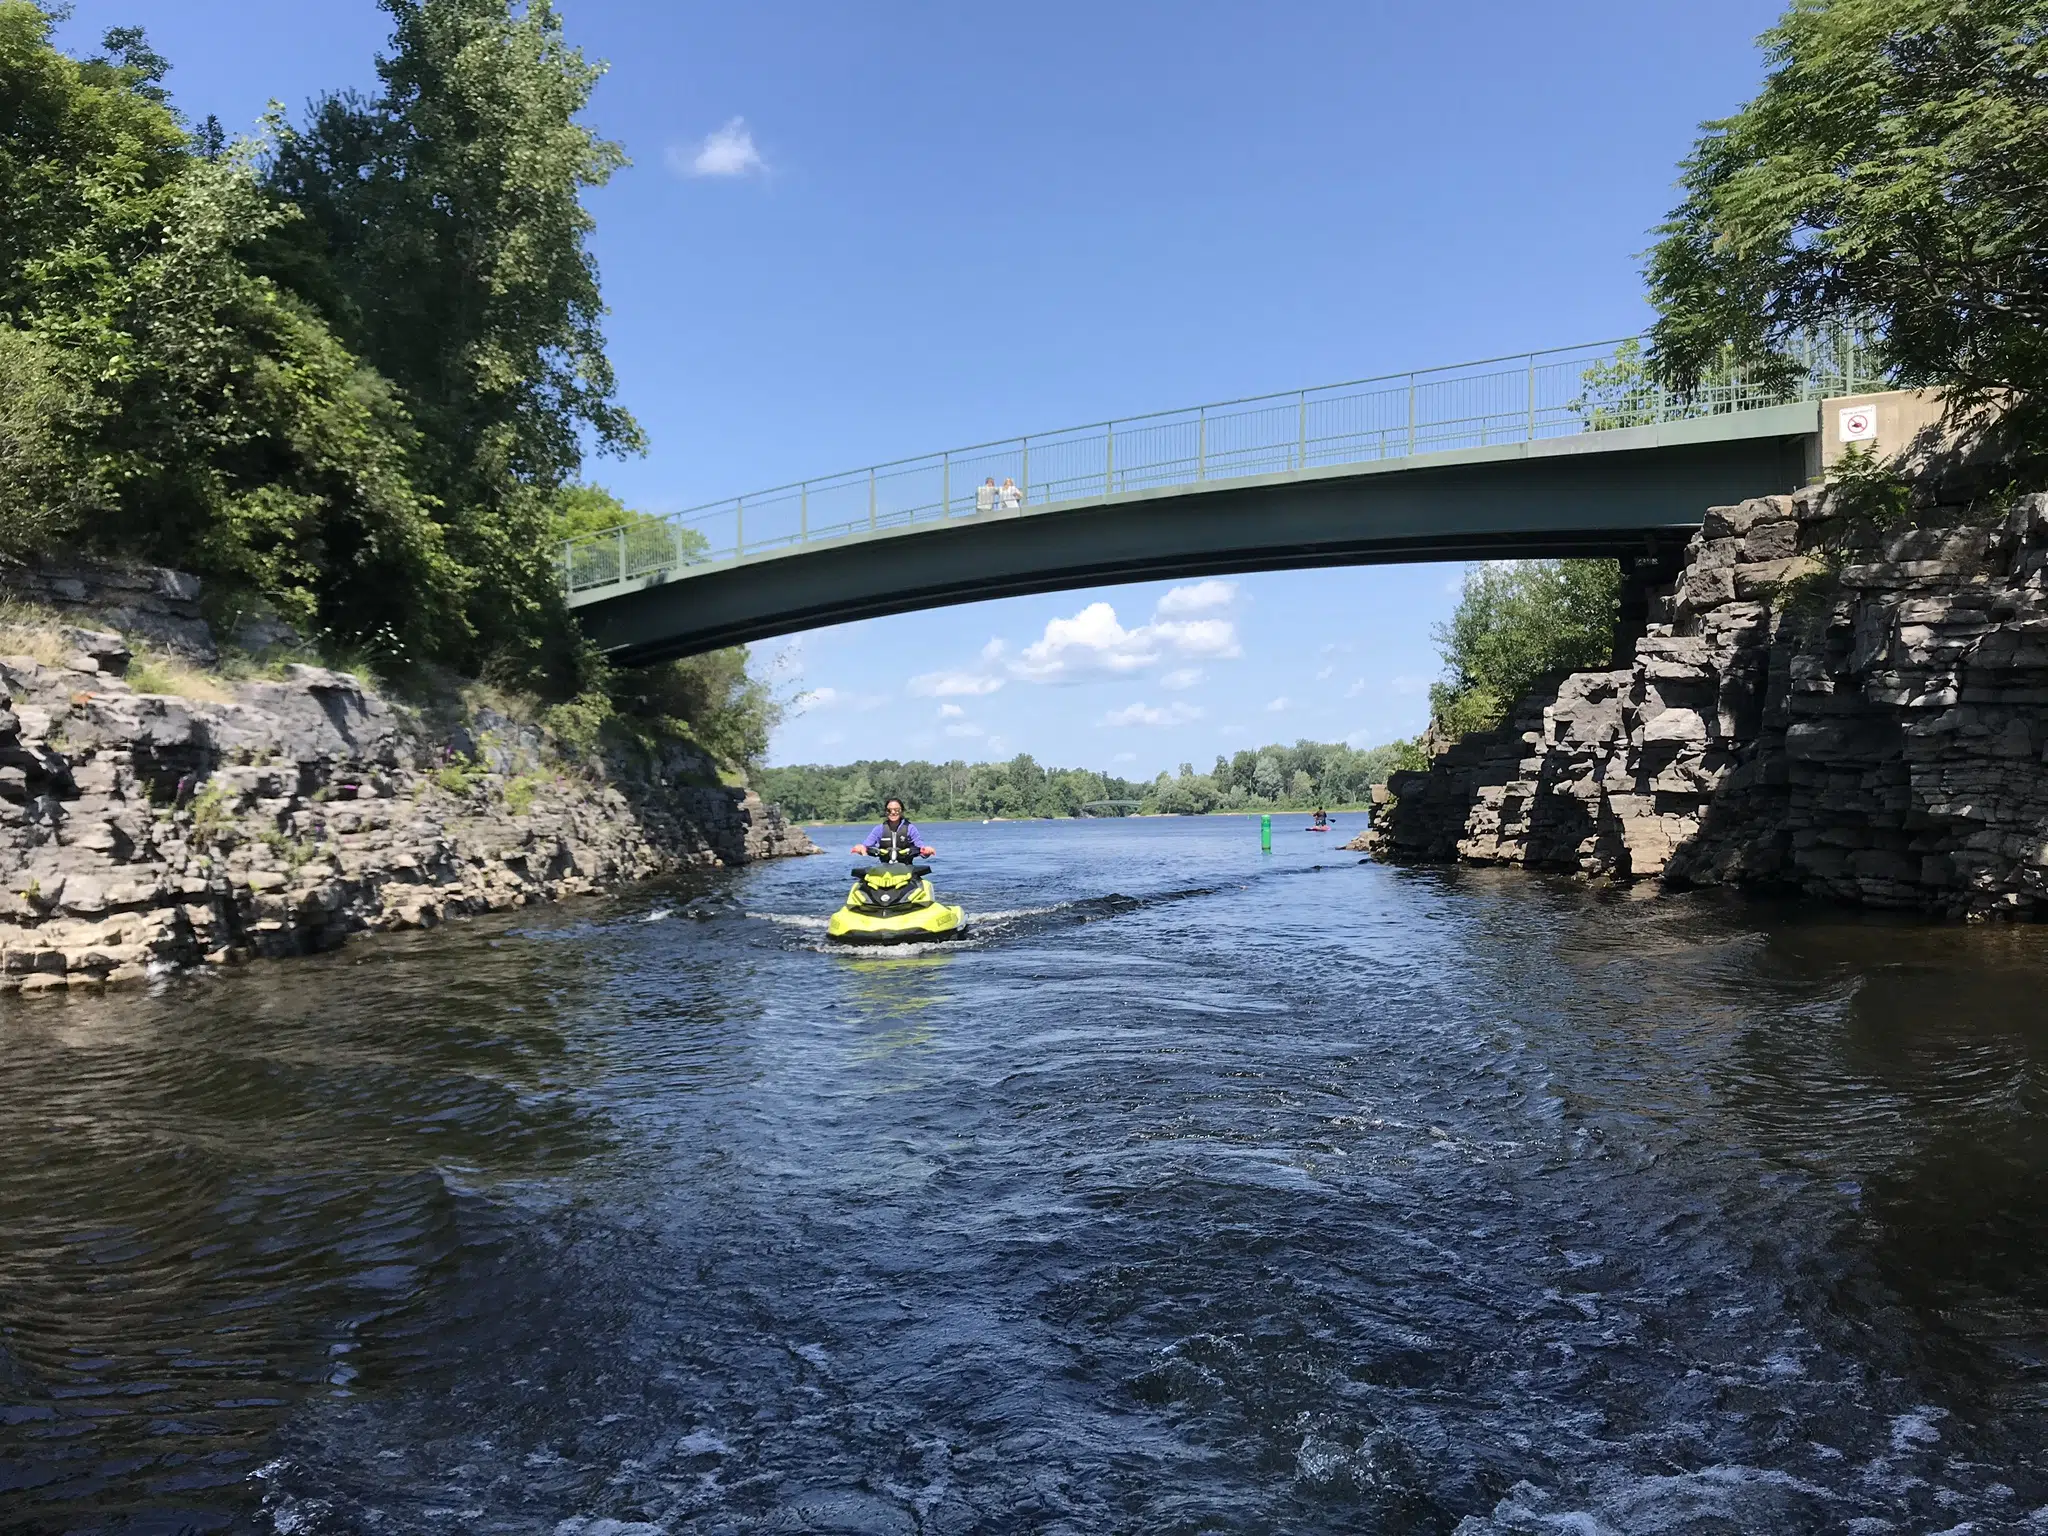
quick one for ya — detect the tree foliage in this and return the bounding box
[0,5,464,652]
[1429,560,1620,734]
[266,0,643,669]
[0,325,82,556]
[0,2,775,771]
[1646,0,2048,432]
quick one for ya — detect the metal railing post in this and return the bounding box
[1021,438,1030,506]
[800,481,808,542]
[1105,422,1114,496]
[1198,408,1206,480]
[942,451,950,520]
[1406,375,1417,456]
[674,521,687,572]
[1297,391,1307,469]
[868,468,877,531]
[735,497,744,557]
[1527,355,1537,441]
[614,526,625,585]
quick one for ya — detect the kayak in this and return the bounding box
[826,861,965,945]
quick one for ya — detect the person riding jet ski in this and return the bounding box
[850,799,936,861]
[829,798,962,944]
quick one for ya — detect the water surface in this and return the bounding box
[4,816,2048,1533]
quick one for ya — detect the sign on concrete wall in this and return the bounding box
[1839,405,1878,443]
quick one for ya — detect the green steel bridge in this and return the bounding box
[563,335,1874,663]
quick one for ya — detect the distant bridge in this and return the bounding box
[564,335,1876,663]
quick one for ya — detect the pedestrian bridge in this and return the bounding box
[563,336,1873,663]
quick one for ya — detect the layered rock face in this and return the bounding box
[1,563,218,661]
[0,630,816,992]
[1367,487,2048,917]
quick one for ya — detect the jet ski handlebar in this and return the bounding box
[851,861,934,879]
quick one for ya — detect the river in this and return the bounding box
[3,816,2047,1533]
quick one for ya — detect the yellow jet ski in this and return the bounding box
[826,859,964,945]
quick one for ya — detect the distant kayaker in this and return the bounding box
[852,798,936,861]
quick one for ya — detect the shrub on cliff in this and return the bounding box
[1647,0,2048,442]
[0,326,82,557]
[1429,560,1621,735]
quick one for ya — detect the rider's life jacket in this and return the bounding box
[872,822,919,862]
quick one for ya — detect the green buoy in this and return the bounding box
[1260,812,1272,853]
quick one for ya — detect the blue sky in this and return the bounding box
[60,0,1785,774]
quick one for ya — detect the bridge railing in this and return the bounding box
[562,330,1877,595]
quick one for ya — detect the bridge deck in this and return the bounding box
[563,334,1867,662]
[574,401,1818,662]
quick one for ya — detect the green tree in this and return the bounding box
[0,325,82,555]
[0,7,462,655]
[1430,560,1620,734]
[268,0,644,672]
[555,483,706,588]
[605,646,781,770]
[1645,0,2046,432]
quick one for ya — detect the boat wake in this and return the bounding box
[744,883,1222,953]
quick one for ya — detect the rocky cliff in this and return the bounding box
[0,606,816,993]
[1365,484,2048,918]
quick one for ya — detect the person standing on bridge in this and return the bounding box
[999,477,1022,511]
[852,798,936,861]
[976,477,998,513]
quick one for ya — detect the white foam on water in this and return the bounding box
[969,904,1066,923]
[1457,1465,1841,1535]
[676,1426,729,1456]
[639,907,672,923]
[1890,1406,1945,1450]
[748,911,830,930]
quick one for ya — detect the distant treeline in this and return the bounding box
[757,739,1422,823]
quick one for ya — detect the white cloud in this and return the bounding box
[944,721,987,738]
[1315,665,1333,681]
[1344,677,1367,698]
[1010,601,1239,683]
[986,735,1008,755]
[1155,579,1237,616]
[670,117,765,178]
[909,669,1005,697]
[1103,700,1204,728]
[1266,695,1291,712]
[1014,603,1150,679]
[937,703,965,718]
[914,597,1239,697]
